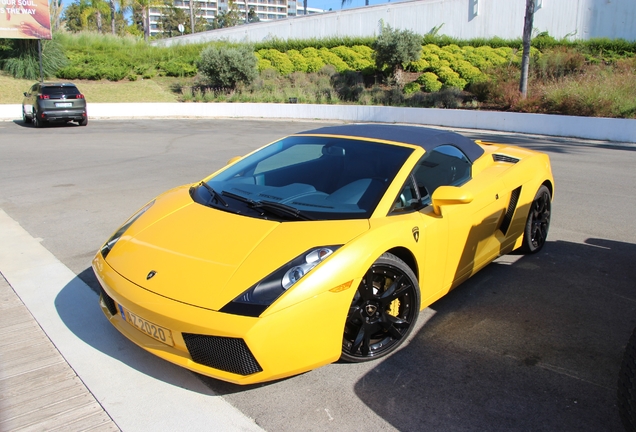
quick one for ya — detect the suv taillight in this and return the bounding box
[38,95,50,99]
[76,94,85,99]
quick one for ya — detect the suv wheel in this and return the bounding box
[32,112,43,128]
[22,107,32,124]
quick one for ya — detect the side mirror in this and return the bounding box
[226,156,242,165]
[431,186,473,215]
[23,92,28,97]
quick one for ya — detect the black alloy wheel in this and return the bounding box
[520,185,551,253]
[341,253,420,362]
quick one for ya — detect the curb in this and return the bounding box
[5,103,636,143]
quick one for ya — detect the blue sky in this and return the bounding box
[309,0,399,13]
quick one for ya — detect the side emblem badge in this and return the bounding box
[146,270,157,280]
[412,227,420,243]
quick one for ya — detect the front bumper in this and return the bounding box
[92,252,352,385]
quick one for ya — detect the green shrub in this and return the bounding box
[330,46,372,71]
[454,60,483,83]
[403,81,421,94]
[373,25,422,74]
[254,53,274,72]
[317,48,350,73]
[105,65,129,81]
[1,39,68,80]
[258,49,295,75]
[159,59,197,77]
[300,47,326,72]
[442,44,463,55]
[286,49,309,72]
[56,65,82,80]
[417,72,443,92]
[407,56,430,72]
[435,66,467,89]
[198,45,258,89]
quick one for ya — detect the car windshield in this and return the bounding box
[192,136,413,221]
[42,86,80,96]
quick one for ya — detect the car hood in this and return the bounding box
[105,192,369,311]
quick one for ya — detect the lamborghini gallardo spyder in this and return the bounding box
[93,124,553,384]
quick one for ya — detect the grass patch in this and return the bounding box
[0,72,184,103]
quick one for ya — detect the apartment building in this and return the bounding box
[149,0,323,37]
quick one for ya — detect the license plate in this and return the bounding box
[118,304,174,346]
[55,102,72,107]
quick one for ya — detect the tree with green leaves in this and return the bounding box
[81,0,111,32]
[373,24,421,83]
[212,0,241,28]
[132,0,162,41]
[247,7,259,23]
[158,3,187,37]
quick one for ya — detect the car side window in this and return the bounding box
[391,145,472,213]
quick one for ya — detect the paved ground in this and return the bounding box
[0,274,119,431]
[0,118,635,431]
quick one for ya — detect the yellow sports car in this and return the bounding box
[93,124,553,385]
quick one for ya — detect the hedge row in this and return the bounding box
[255,43,538,91]
[255,45,375,75]
[405,44,537,91]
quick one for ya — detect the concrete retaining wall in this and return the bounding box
[5,102,635,143]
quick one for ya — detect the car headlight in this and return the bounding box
[100,200,155,259]
[220,246,340,317]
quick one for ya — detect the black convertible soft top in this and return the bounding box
[298,124,484,163]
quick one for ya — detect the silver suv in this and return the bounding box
[22,82,88,127]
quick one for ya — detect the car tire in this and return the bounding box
[341,253,420,362]
[519,185,551,254]
[619,326,636,432]
[79,117,88,126]
[22,107,32,124]
[32,112,43,128]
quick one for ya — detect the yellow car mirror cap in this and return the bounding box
[227,156,243,165]
[432,186,474,215]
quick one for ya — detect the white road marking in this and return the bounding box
[0,209,263,432]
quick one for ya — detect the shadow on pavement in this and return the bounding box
[353,238,635,431]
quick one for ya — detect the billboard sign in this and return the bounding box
[0,0,52,39]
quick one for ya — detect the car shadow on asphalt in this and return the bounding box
[12,119,83,128]
[352,238,635,431]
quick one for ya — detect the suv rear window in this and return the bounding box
[42,86,80,96]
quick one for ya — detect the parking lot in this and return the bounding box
[1,118,635,431]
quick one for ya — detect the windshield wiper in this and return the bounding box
[200,182,228,207]
[256,200,313,221]
[222,191,312,221]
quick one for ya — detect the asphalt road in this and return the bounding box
[1,118,635,431]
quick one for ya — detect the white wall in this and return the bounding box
[155,0,636,46]
[4,103,635,143]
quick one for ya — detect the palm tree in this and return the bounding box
[81,0,110,32]
[133,0,161,41]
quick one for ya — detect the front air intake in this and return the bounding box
[100,286,118,316]
[182,333,263,376]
